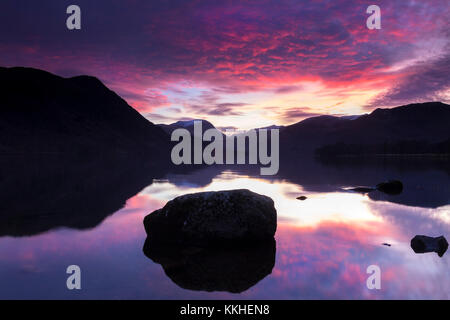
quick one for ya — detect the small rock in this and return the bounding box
[382,243,391,247]
[411,235,448,257]
[348,187,376,193]
[376,180,403,195]
[296,196,307,200]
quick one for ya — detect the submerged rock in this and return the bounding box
[346,180,403,195]
[411,235,448,257]
[348,187,376,193]
[376,180,403,195]
[143,237,276,293]
[143,189,277,246]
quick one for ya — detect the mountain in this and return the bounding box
[257,125,285,131]
[158,119,218,136]
[280,102,450,156]
[5,67,446,163]
[316,138,450,157]
[0,67,170,162]
[339,115,363,120]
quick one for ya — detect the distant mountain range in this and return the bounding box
[1,67,448,161]
[158,102,450,158]
[158,119,217,136]
[158,121,286,135]
[0,67,170,164]
[279,102,450,156]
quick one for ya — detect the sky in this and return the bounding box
[0,0,449,130]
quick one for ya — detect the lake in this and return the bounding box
[0,157,449,299]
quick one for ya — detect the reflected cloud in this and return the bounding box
[269,223,449,299]
[0,157,448,299]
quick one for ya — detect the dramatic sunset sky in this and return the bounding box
[1,0,449,129]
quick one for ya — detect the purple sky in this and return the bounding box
[1,0,449,129]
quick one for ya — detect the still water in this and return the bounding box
[0,158,449,299]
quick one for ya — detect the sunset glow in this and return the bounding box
[1,0,448,129]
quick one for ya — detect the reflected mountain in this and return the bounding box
[169,156,450,209]
[303,157,450,208]
[0,67,173,237]
[3,154,447,238]
[164,165,228,188]
[0,155,168,237]
[143,237,276,293]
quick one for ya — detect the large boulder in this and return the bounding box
[411,235,448,257]
[143,189,277,246]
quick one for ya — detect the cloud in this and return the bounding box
[186,102,248,116]
[274,107,323,124]
[0,0,448,120]
[144,113,193,124]
[274,85,303,94]
[3,0,445,85]
[216,126,239,132]
[119,88,170,112]
[143,89,170,107]
[367,50,450,108]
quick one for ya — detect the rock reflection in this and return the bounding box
[143,237,276,293]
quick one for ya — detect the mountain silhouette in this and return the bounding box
[279,102,450,156]
[0,67,173,236]
[158,119,217,136]
[0,67,170,163]
[1,66,448,233]
[2,67,446,161]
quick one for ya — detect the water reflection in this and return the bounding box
[0,156,167,237]
[143,238,276,293]
[280,157,450,208]
[0,157,448,299]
